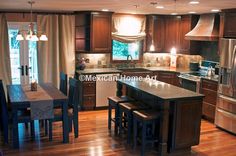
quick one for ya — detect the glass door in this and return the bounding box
[8,22,38,85]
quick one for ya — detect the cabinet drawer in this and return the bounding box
[83,96,96,108]
[201,79,218,91]
[202,89,217,105]
[202,102,216,120]
[158,72,175,79]
[83,82,96,95]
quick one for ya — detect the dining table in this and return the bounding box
[7,83,69,148]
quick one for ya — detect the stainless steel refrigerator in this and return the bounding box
[215,38,236,134]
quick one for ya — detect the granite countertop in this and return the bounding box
[143,67,191,73]
[118,78,204,101]
[201,75,219,82]
[76,68,122,75]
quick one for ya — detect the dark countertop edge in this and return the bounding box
[76,70,122,75]
[117,80,204,101]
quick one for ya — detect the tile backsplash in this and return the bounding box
[76,53,203,69]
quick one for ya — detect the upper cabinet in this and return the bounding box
[145,15,200,54]
[220,10,236,38]
[146,15,165,52]
[75,12,112,53]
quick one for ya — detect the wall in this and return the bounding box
[76,53,203,69]
[199,41,219,62]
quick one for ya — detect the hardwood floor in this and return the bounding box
[0,110,236,156]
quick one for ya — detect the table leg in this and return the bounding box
[62,101,69,143]
[158,101,170,156]
[12,107,19,148]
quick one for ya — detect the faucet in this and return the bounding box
[126,55,135,68]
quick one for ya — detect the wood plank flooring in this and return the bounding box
[0,110,236,156]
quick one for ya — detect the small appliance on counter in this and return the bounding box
[189,62,199,71]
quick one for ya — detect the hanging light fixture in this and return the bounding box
[16,0,48,41]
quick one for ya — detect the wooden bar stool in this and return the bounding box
[133,110,160,156]
[108,96,134,135]
[118,102,149,144]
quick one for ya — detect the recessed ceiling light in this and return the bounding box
[189,1,199,4]
[189,11,197,14]
[102,9,109,12]
[211,9,220,12]
[156,6,164,9]
[171,13,178,15]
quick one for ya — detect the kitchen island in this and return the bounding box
[117,78,204,155]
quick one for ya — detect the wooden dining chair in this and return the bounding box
[47,77,80,141]
[60,72,68,96]
[0,80,35,144]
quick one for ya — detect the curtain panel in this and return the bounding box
[37,15,75,87]
[112,14,146,43]
[0,14,12,86]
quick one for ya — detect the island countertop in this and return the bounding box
[118,78,204,101]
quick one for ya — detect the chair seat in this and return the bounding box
[119,102,147,111]
[108,96,134,104]
[133,110,160,121]
[54,108,73,117]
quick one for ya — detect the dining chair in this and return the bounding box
[0,80,35,144]
[43,72,68,129]
[47,77,80,141]
[60,72,68,96]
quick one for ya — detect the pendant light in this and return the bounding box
[16,0,48,41]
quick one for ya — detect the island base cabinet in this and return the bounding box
[168,99,202,153]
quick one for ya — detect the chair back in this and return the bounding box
[0,80,9,143]
[60,72,68,96]
[68,78,80,111]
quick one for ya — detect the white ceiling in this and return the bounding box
[0,0,236,14]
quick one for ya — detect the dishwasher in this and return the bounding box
[96,73,120,107]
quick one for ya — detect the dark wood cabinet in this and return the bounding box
[77,75,96,110]
[153,71,180,87]
[146,15,165,52]
[75,12,112,53]
[220,12,236,38]
[164,16,180,53]
[201,79,218,122]
[145,15,200,54]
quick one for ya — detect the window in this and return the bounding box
[112,40,143,61]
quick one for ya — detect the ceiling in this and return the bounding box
[0,0,236,14]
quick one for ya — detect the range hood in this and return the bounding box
[185,14,219,41]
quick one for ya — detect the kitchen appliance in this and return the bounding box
[215,38,236,134]
[96,74,120,107]
[189,62,199,71]
[179,60,219,93]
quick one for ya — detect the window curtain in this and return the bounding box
[37,15,75,87]
[112,14,146,43]
[0,14,12,86]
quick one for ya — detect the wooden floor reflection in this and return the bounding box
[1,110,236,156]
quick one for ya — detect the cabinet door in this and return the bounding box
[224,13,236,37]
[179,15,191,54]
[164,16,180,53]
[146,16,165,52]
[91,13,112,52]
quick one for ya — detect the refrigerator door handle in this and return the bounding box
[231,46,236,89]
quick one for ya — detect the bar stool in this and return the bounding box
[133,110,160,156]
[119,102,149,144]
[107,96,134,135]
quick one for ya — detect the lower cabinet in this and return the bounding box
[78,76,96,110]
[201,79,218,122]
[153,71,180,87]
